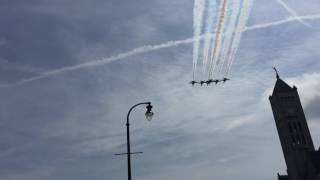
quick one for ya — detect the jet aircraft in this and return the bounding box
[222,78,230,83]
[206,79,213,85]
[189,81,198,86]
[213,79,220,84]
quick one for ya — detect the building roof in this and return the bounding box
[277,174,289,180]
[272,77,293,95]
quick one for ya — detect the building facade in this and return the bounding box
[269,75,320,180]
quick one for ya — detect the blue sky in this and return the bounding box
[1,0,320,180]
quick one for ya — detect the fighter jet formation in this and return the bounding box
[191,0,254,87]
[189,77,230,86]
[190,0,306,88]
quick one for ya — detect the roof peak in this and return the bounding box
[272,77,293,95]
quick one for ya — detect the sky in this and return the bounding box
[0,0,320,180]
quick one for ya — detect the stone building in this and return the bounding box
[269,73,320,180]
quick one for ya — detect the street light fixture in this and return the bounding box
[116,101,154,180]
[145,104,154,121]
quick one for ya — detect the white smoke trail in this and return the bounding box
[0,38,199,88]
[208,0,229,79]
[202,0,217,73]
[226,0,254,76]
[218,0,242,75]
[193,0,206,80]
[244,14,320,31]
[1,14,320,88]
[275,0,310,27]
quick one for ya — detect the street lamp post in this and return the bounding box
[121,102,154,180]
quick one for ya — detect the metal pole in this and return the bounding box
[126,121,131,180]
[126,102,151,180]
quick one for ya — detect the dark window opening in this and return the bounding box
[298,123,303,132]
[288,123,293,133]
[301,135,306,144]
[291,135,296,145]
[296,135,301,145]
[293,122,297,132]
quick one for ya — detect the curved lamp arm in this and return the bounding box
[126,102,151,125]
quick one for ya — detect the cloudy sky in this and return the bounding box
[1,0,320,180]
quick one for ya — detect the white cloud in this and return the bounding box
[286,72,320,106]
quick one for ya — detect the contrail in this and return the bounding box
[0,38,199,88]
[193,0,206,80]
[218,0,241,75]
[1,14,320,88]
[244,14,320,31]
[275,0,310,27]
[226,0,254,76]
[202,0,217,73]
[208,0,228,79]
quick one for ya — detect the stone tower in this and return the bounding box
[269,73,320,180]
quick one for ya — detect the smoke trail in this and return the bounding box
[0,37,200,88]
[193,0,206,80]
[275,0,310,27]
[218,0,242,75]
[244,14,320,31]
[202,0,217,73]
[226,0,254,76]
[2,14,320,88]
[208,0,229,79]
